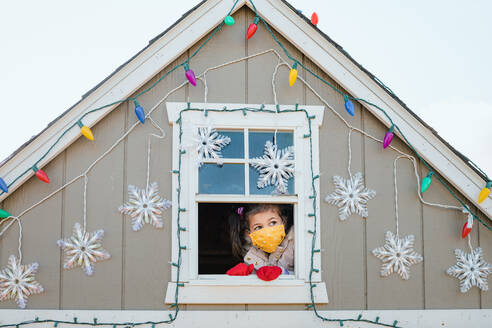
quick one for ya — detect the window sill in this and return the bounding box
[164,281,328,304]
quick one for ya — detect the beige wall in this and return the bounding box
[0,6,490,311]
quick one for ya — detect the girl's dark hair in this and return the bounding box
[228,203,287,259]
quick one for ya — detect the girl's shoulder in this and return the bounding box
[285,225,294,240]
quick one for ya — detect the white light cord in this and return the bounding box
[272,59,282,106]
[146,116,166,190]
[0,216,22,261]
[467,234,474,252]
[83,174,88,233]
[393,155,463,236]
[347,128,353,179]
[393,156,406,236]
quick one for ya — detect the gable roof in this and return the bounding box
[0,0,490,221]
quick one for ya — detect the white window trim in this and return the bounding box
[165,102,327,304]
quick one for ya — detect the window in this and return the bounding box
[165,102,328,304]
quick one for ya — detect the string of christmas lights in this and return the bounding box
[0,0,490,326]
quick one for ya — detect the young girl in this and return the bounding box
[228,204,294,275]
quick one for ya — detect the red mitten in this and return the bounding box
[256,265,282,281]
[226,263,254,276]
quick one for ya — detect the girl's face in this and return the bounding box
[247,209,283,233]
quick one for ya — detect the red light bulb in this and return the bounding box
[33,166,50,184]
[461,215,473,239]
[311,12,319,25]
[247,17,259,40]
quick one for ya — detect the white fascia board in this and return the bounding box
[246,0,491,219]
[0,0,247,202]
[1,309,492,327]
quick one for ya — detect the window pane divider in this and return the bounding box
[195,194,298,203]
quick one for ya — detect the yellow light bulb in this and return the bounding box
[289,68,298,87]
[80,125,94,141]
[478,187,490,204]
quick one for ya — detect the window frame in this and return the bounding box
[165,102,327,304]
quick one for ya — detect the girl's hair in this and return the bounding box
[228,203,288,259]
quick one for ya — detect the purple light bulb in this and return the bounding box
[184,63,196,86]
[383,125,394,149]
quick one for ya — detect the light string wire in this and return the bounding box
[0,0,486,326]
[0,217,23,262]
[0,0,488,235]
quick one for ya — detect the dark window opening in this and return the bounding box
[198,202,294,274]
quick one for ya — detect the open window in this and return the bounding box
[165,102,328,304]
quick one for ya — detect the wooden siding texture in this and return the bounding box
[0,6,490,310]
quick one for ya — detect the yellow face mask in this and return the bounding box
[249,224,286,253]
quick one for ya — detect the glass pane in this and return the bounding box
[199,164,245,194]
[217,130,244,159]
[248,131,293,158]
[248,131,294,195]
[249,166,294,195]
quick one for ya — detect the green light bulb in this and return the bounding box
[421,172,433,193]
[224,15,235,26]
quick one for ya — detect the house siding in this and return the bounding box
[0,6,489,311]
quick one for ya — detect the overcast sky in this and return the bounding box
[0,0,490,178]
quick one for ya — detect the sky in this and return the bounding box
[0,0,491,178]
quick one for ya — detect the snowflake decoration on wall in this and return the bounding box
[324,172,376,220]
[250,140,295,194]
[447,247,492,293]
[0,255,44,308]
[57,222,111,276]
[119,182,172,231]
[194,126,231,167]
[372,231,423,280]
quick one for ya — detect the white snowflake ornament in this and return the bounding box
[119,182,171,231]
[57,222,111,276]
[372,231,423,280]
[250,140,295,194]
[194,126,231,167]
[325,172,376,220]
[447,247,492,293]
[0,255,44,308]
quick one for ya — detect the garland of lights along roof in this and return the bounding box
[0,0,491,326]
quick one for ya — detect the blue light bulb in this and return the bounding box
[134,100,146,124]
[344,95,355,116]
[0,177,7,193]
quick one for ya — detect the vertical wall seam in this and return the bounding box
[302,54,306,106]
[476,204,482,308]
[361,107,368,310]
[121,101,129,310]
[420,159,426,309]
[245,7,249,106]
[59,150,67,309]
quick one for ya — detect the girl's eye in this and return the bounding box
[269,221,277,226]
[254,226,262,231]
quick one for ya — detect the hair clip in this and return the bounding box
[237,207,244,217]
